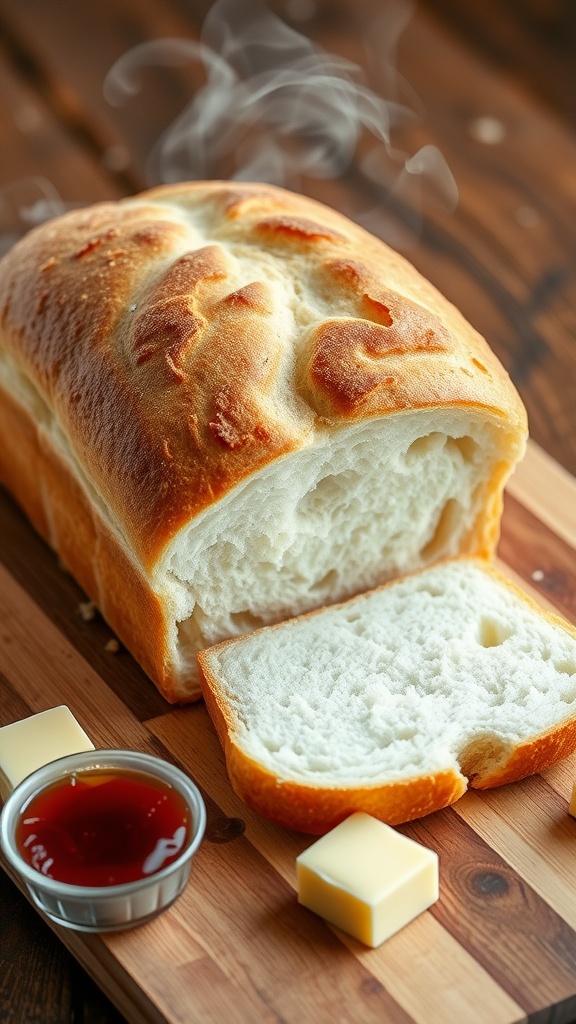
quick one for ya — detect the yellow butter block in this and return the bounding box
[296,812,439,947]
[0,706,94,801]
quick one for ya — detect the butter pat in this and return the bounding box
[296,812,439,947]
[0,706,94,801]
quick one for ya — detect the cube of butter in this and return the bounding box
[296,812,439,947]
[0,706,94,801]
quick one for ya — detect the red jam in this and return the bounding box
[15,768,191,887]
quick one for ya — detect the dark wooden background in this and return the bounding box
[0,0,575,1021]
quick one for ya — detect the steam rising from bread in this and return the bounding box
[103,0,457,230]
[1,1,457,253]
[0,178,67,257]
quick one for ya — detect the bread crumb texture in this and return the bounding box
[202,561,576,803]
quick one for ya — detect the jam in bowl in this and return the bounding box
[0,749,206,932]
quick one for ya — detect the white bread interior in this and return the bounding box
[198,559,576,831]
[163,408,514,674]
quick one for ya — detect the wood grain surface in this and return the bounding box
[1,441,576,1024]
[0,1,575,1021]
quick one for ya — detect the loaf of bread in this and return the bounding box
[0,182,527,702]
[198,559,576,833]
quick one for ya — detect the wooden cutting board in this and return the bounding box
[2,439,576,1024]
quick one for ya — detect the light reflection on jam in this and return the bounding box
[16,769,190,886]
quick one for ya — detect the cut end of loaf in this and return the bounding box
[164,409,521,690]
[198,559,576,832]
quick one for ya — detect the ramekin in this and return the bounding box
[0,749,206,932]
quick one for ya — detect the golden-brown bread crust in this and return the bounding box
[0,383,181,701]
[0,181,527,576]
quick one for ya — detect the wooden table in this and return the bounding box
[0,2,575,1022]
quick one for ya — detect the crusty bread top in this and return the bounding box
[0,181,527,571]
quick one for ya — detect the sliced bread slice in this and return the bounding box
[198,559,576,833]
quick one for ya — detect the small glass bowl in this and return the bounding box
[0,749,206,933]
